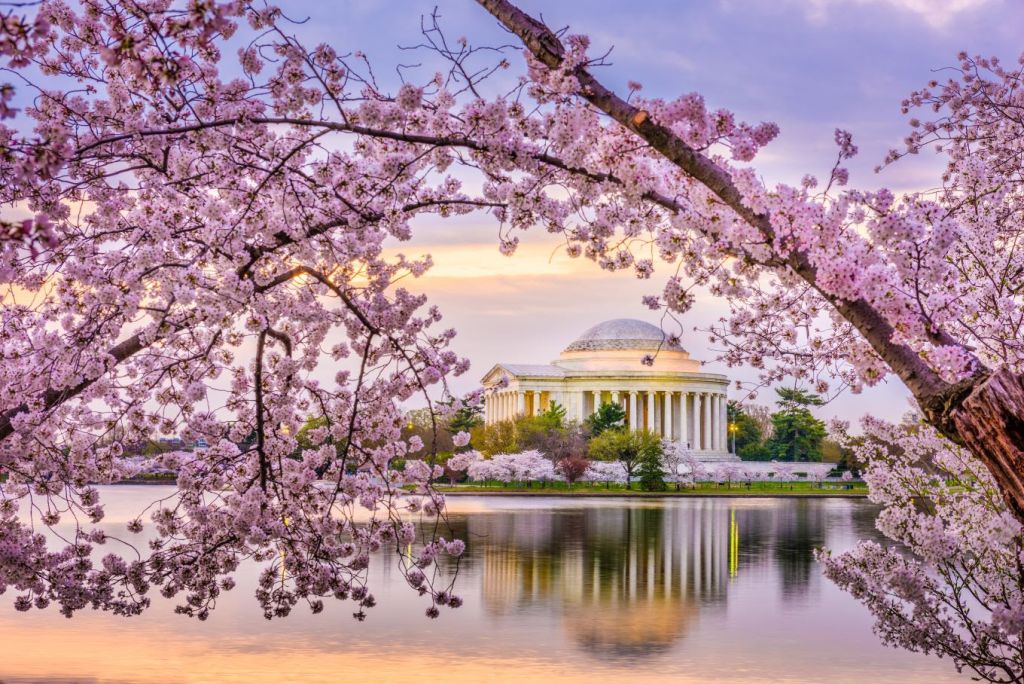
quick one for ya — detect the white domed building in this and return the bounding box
[481,319,736,461]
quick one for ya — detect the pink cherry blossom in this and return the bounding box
[0,0,1023,643]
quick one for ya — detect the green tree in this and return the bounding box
[726,401,763,455]
[585,402,626,437]
[470,419,518,456]
[470,403,574,456]
[738,442,773,461]
[588,428,662,489]
[538,401,567,428]
[637,448,667,491]
[775,387,825,410]
[516,401,569,450]
[765,388,827,462]
[447,400,484,436]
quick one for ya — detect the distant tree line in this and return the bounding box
[396,398,669,491]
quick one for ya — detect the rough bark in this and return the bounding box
[948,368,1024,523]
[477,0,1024,523]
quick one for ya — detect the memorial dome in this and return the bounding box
[563,318,685,353]
[554,318,695,373]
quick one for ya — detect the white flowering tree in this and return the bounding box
[580,461,628,485]
[464,451,557,485]
[820,419,1024,682]
[1,5,1024,668]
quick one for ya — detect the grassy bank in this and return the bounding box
[117,473,178,484]
[437,481,868,497]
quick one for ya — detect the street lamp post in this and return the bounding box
[729,422,737,454]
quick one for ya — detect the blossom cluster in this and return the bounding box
[1,0,1022,629]
[0,1,489,620]
[464,450,557,483]
[819,417,1024,680]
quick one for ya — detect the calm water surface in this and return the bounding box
[0,486,968,683]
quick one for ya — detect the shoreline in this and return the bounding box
[438,488,867,499]
[108,480,868,499]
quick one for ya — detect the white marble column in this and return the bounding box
[592,390,601,415]
[531,391,540,416]
[646,391,655,432]
[690,392,699,450]
[713,393,719,450]
[703,392,711,451]
[664,391,674,441]
[688,393,696,450]
[655,394,662,437]
[721,394,729,452]
[713,395,721,451]
[709,395,716,451]
[629,391,638,430]
[611,391,620,409]
[516,391,525,417]
[680,392,689,448]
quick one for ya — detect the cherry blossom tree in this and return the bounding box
[715,462,743,488]
[2,0,1024,636]
[679,453,709,487]
[580,460,627,485]
[445,449,481,474]
[820,418,1024,682]
[659,442,683,477]
[0,0,489,621]
[773,462,797,484]
[464,450,556,484]
[503,450,556,483]
[474,0,1024,524]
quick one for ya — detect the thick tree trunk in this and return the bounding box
[948,368,1024,524]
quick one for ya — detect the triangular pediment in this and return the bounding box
[480,364,513,385]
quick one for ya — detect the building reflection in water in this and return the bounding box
[465,499,822,659]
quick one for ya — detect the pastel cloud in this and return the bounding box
[788,0,995,29]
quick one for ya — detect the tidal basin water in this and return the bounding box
[0,487,968,684]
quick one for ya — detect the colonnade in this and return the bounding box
[485,387,729,453]
[485,390,527,424]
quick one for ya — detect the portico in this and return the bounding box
[481,319,735,460]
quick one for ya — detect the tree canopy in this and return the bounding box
[588,428,662,488]
[726,401,763,454]
[585,402,627,437]
[765,389,827,462]
[0,3,1022,663]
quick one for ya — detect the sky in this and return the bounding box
[266,1,1022,422]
